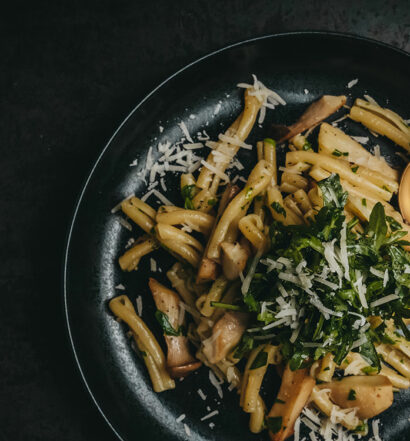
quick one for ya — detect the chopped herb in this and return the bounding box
[250,351,268,369]
[351,165,359,173]
[271,202,286,217]
[245,187,254,201]
[275,398,286,404]
[347,389,356,400]
[155,310,184,336]
[382,185,391,192]
[361,366,378,374]
[207,198,217,206]
[210,301,244,311]
[233,335,254,359]
[264,138,276,147]
[362,198,367,207]
[332,149,348,157]
[266,416,282,434]
[323,366,330,371]
[181,184,198,210]
[302,141,313,151]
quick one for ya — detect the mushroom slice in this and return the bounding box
[272,95,347,143]
[317,375,393,419]
[148,278,201,378]
[202,311,248,364]
[220,238,251,280]
[267,364,315,441]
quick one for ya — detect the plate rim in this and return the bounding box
[62,30,410,441]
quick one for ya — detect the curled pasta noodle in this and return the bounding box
[243,345,281,413]
[156,223,204,253]
[267,186,303,225]
[238,214,267,251]
[161,238,201,268]
[318,122,399,180]
[286,150,392,201]
[349,105,410,152]
[292,189,313,214]
[119,236,158,271]
[317,353,336,383]
[249,395,266,433]
[180,173,196,191]
[376,344,410,378]
[280,172,309,191]
[207,160,274,261]
[199,276,229,317]
[166,262,197,310]
[109,295,175,392]
[240,345,265,408]
[121,197,156,233]
[156,209,214,235]
[283,195,304,219]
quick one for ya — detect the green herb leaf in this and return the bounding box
[250,351,268,369]
[351,165,359,173]
[155,310,182,336]
[266,416,282,434]
[271,202,286,217]
[317,173,348,208]
[366,202,387,251]
[233,334,254,359]
[210,301,244,311]
[347,389,357,400]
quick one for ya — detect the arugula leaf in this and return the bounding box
[271,202,286,217]
[233,334,254,359]
[181,184,198,210]
[317,173,348,208]
[250,350,268,369]
[358,332,381,372]
[366,202,387,251]
[155,310,183,336]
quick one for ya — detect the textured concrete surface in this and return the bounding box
[0,1,408,440]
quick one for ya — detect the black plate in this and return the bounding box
[63,32,410,441]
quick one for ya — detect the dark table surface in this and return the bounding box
[0,1,409,440]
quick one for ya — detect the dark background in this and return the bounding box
[0,1,408,440]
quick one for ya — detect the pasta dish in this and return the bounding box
[108,76,410,441]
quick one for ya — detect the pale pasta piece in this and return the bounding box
[283,195,304,218]
[349,106,410,152]
[161,238,201,268]
[317,353,336,383]
[238,214,267,251]
[166,263,197,311]
[281,172,309,191]
[249,395,266,434]
[109,295,175,392]
[207,160,274,261]
[318,122,399,179]
[292,189,313,214]
[376,344,410,379]
[198,276,229,317]
[267,186,304,225]
[121,197,156,233]
[180,173,196,191]
[119,236,158,271]
[155,223,204,253]
[156,208,215,235]
[286,150,392,201]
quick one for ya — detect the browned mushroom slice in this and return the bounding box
[220,237,252,280]
[272,95,347,143]
[202,311,248,364]
[148,278,201,378]
[197,184,241,283]
[267,364,315,441]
